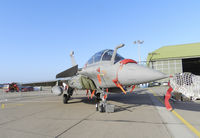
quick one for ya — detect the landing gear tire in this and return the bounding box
[63,94,70,104]
[63,87,74,104]
[98,102,106,113]
[96,103,99,111]
[96,89,107,113]
[99,104,104,113]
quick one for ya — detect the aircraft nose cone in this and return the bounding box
[143,67,167,80]
[118,64,167,85]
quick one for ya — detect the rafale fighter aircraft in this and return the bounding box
[24,44,167,112]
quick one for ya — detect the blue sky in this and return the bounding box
[0,0,200,83]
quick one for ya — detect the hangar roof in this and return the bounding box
[147,42,200,61]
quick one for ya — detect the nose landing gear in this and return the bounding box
[96,89,115,113]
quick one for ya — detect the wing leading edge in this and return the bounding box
[56,65,78,79]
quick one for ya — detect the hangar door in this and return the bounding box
[182,58,200,75]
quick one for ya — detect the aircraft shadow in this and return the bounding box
[70,88,200,113]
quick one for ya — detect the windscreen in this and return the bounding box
[102,50,124,63]
[86,49,124,65]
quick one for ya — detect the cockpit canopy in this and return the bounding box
[87,49,124,65]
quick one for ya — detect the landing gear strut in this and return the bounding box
[63,87,74,104]
[95,92,101,102]
[96,89,107,112]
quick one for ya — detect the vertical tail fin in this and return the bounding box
[70,51,77,66]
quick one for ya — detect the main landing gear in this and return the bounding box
[63,87,74,104]
[63,88,114,113]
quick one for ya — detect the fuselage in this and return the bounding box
[66,48,167,91]
[79,60,167,89]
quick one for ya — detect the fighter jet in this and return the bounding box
[24,44,167,112]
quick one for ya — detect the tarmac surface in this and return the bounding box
[0,87,200,138]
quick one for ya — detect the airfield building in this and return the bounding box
[147,42,200,82]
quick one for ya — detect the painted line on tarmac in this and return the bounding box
[1,104,5,109]
[149,88,200,137]
[1,103,24,109]
[1,100,59,109]
[6,103,24,108]
[18,101,60,103]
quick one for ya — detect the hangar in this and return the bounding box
[147,42,200,82]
